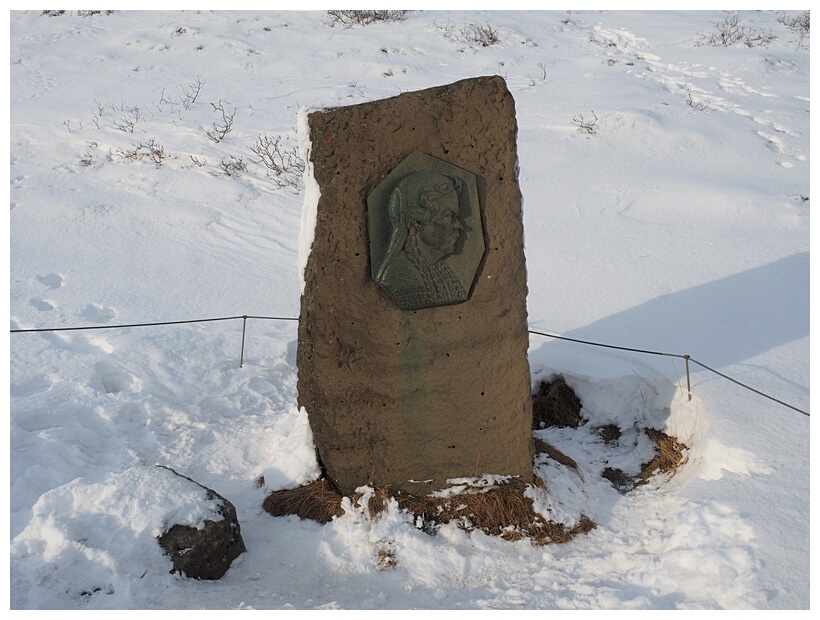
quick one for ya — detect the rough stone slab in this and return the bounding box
[298,76,534,496]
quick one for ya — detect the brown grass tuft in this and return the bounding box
[601,467,635,493]
[263,477,594,546]
[600,428,689,493]
[639,428,688,482]
[394,483,594,545]
[351,486,393,518]
[375,546,397,570]
[262,479,344,523]
[263,429,684,541]
[532,376,583,429]
[533,437,579,470]
[599,424,621,444]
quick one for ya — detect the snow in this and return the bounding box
[296,107,320,295]
[7,9,810,610]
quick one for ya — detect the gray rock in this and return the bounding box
[156,468,246,580]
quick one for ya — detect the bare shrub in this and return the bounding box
[109,138,166,165]
[80,141,98,167]
[112,104,143,133]
[571,110,598,135]
[685,86,711,111]
[326,10,409,26]
[180,77,204,109]
[159,77,204,112]
[110,146,139,162]
[779,11,810,49]
[205,100,235,143]
[218,155,247,177]
[248,133,305,190]
[142,138,166,165]
[699,11,775,48]
[456,22,501,47]
[42,10,114,17]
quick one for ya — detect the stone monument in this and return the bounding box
[298,76,534,496]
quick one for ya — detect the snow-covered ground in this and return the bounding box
[8,10,810,610]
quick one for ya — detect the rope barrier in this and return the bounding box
[687,357,809,417]
[526,328,687,360]
[9,315,808,417]
[527,329,809,417]
[9,314,298,333]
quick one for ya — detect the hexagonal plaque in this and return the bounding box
[367,151,485,310]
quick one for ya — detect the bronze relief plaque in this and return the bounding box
[367,151,485,310]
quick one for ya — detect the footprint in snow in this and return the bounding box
[30,298,55,311]
[81,303,117,323]
[94,360,139,394]
[44,331,114,354]
[10,373,54,398]
[37,272,65,290]
[756,131,784,154]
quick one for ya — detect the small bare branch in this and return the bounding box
[218,155,247,176]
[684,87,710,111]
[571,110,598,135]
[456,22,500,47]
[205,100,235,143]
[326,10,408,26]
[180,76,203,109]
[109,138,166,165]
[248,133,305,191]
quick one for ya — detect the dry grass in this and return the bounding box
[265,476,594,546]
[393,482,595,545]
[262,479,344,523]
[533,437,579,470]
[599,423,621,444]
[375,546,397,570]
[601,467,635,492]
[639,428,688,483]
[600,428,689,493]
[262,401,685,543]
[532,376,583,429]
[351,486,394,519]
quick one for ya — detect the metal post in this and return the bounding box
[240,315,248,368]
[684,355,691,401]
